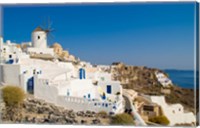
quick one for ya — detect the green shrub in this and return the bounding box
[149,115,170,125]
[97,111,108,118]
[111,113,134,125]
[2,86,25,107]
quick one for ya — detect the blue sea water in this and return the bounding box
[164,70,198,89]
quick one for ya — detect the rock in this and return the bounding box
[48,114,59,123]
[76,111,84,117]
[68,112,76,118]
[24,115,32,122]
[81,120,87,124]
[65,116,74,124]
[92,118,101,124]
[35,117,44,123]
[32,117,36,123]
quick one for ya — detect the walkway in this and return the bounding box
[123,93,146,126]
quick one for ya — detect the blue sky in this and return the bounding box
[2,3,196,70]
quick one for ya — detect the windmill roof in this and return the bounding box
[33,26,44,32]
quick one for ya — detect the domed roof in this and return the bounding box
[33,26,44,32]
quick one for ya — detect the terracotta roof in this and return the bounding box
[33,26,44,32]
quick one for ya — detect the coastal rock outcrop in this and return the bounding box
[1,96,111,124]
[111,62,194,113]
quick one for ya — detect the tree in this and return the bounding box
[2,86,25,122]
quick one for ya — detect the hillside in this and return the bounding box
[0,95,111,125]
[111,62,195,112]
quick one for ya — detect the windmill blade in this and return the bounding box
[49,28,55,33]
[47,32,55,46]
[47,17,53,30]
[40,18,47,30]
[48,32,55,40]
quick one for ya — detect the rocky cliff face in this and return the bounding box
[111,62,194,112]
[1,96,110,125]
[111,63,167,89]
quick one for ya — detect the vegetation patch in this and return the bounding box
[2,85,25,121]
[111,113,134,125]
[149,115,170,125]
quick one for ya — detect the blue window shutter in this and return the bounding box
[79,69,82,79]
[107,85,112,94]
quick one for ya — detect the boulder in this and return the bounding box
[92,118,101,124]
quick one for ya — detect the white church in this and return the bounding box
[0,27,124,114]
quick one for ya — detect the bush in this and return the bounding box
[97,111,108,118]
[2,86,25,107]
[149,115,170,125]
[1,86,25,122]
[111,113,134,125]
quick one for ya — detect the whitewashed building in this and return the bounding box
[27,27,54,56]
[155,72,172,87]
[149,96,196,125]
[0,27,124,114]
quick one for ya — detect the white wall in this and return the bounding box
[98,81,122,95]
[34,76,59,104]
[27,47,54,56]
[0,65,3,85]
[34,75,123,114]
[56,96,115,113]
[150,96,196,125]
[2,64,21,86]
[32,31,47,49]
[69,79,99,100]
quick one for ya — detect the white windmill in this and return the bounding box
[32,19,54,49]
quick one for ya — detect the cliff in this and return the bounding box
[111,62,194,113]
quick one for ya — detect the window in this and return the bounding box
[9,55,12,58]
[38,36,40,39]
[105,103,108,107]
[143,105,154,111]
[94,103,97,106]
[107,85,112,94]
[88,94,91,99]
[33,69,36,74]
[67,90,70,96]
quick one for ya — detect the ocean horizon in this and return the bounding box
[164,69,198,89]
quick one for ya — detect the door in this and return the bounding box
[107,85,112,94]
[27,77,34,94]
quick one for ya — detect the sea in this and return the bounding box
[164,69,199,89]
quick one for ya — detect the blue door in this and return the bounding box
[79,68,86,79]
[27,77,34,94]
[107,85,112,94]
